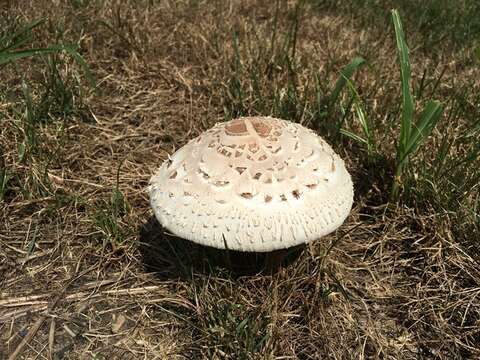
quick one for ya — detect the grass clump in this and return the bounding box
[92,162,132,250]
[0,17,94,84]
[0,15,95,203]
[223,0,367,141]
[340,10,444,202]
[197,295,270,358]
[389,9,443,201]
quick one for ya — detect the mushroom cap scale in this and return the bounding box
[149,116,354,252]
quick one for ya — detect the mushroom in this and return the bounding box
[148,116,353,272]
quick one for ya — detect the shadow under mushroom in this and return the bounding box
[138,216,303,280]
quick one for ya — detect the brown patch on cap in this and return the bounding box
[225,119,248,135]
[225,117,272,138]
[249,118,271,137]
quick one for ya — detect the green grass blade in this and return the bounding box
[0,167,9,202]
[0,18,45,52]
[332,68,376,155]
[474,46,480,62]
[465,120,480,138]
[0,44,96,87]
[342,76,374,152]
[339,129,368,145]
[392,9,414,152]
[329,56,366,107]
[394,100,443,200]
[356,105,369,140]
[405,101,443,156]
[62,44,96,87]
[0,35,32,54]
[0,46,65,65]
[0,17,95,86]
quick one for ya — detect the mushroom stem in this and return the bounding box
[264,248,288,274]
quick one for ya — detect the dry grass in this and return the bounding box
[1,0,479,359]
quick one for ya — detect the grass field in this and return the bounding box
[1,0,479,358]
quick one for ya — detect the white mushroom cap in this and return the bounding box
[148,116,353,252]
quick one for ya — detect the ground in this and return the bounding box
[1,0,479,359]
